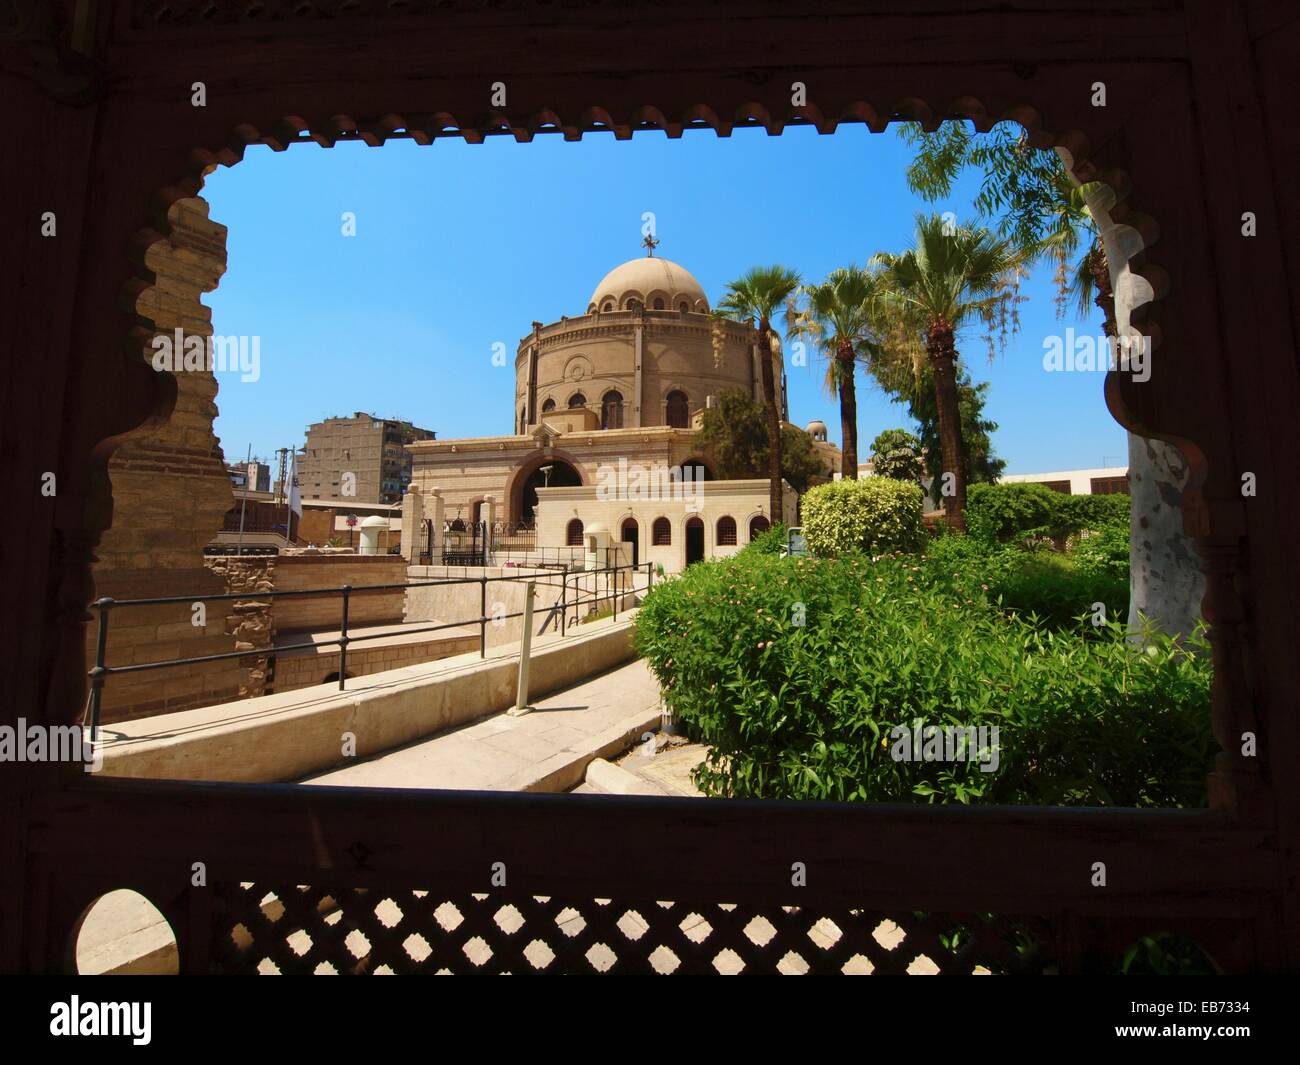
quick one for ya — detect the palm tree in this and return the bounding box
[715,266,802,521]
[789,265,888,479]
[874,214,1023,531]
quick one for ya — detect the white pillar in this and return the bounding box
[400,486,424,562]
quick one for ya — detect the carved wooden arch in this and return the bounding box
[20,24,1281,977]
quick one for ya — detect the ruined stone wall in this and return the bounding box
[91,196,244,725]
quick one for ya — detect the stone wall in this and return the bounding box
[271,554,407,632]
[91,196,243,725]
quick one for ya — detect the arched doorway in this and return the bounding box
[685,516,705,566]
[511,457,583,525]
[679,459,713,482]
[621,517,639,565]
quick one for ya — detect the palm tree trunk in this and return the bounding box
[926,315,966,531]
[837,338,858,478]
[758,322,783,522]
[1088,241,1116,336]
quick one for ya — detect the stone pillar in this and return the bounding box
[400,486,424,562]
[482,495,497,564]
[429,488,445,563]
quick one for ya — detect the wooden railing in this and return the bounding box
[32,778,1277,974]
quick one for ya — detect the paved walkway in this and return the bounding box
[301,658,662,791]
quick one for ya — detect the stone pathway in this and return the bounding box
[301,658,662,791]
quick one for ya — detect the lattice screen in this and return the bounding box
[211,883,1059,974]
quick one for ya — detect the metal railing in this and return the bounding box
[85,560,654,739]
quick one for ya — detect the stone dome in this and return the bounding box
[588,257,709,314]
[805,419,828,442]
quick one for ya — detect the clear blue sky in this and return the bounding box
[202,125,1126,475]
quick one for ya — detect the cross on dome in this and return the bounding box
[641,232,660,257]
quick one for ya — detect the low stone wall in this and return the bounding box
[273,631,480,691]
[98,618,638,783]
[404,564,637,649]
[272,554,407,632]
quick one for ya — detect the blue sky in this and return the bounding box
[202,125,1126,474]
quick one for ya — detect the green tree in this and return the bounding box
[898,121,1111,327]
[715,266,802,521]
[868,428,925,484]
[788,265,888,478]
[694,388,829,494]
[873,214,1023,530]
[899,120,1203,641]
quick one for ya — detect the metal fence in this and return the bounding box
[85,560,654,739]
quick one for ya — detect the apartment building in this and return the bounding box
[299,413,436,505]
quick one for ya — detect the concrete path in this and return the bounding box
[301,658,662,791]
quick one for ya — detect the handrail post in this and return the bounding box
[338,585,351,690]
[560,565,567,637]
[508,581,537,716]
[88,597,113,742]
[479,574,487,658]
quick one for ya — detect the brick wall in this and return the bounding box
[271,555,407,632]
[91,196,245,725]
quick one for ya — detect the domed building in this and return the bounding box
[404,251,837,573]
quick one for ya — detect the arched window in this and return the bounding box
[665,390,690,428]
[749,515,771,540]
[568,393,586,409]
[601,300,613,312]
[626,297,642,312]
[717,516,737,546]
[678,301,690,312]
[653,297,665,309]
[566,519,584,547]
[541,397,555,413]
[652,517,672,546]
[601,390,624,430]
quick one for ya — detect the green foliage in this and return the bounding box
[1118,933,1219,976]
[801,477,926,557]
[965,482,1061,543]
[692,388,769,479]
[869,363,1006,504]
[1073,523,1131,580]
[869,428,925,483]
[966,483,1130,547]
[739,521,789,557]
[693,388,829,492]
[635,551,1213,807]
[919,533,1127,633]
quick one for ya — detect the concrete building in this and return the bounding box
[1000,466,1130,495]
[299,413,437,505]
[406,252,838,571]
[228,460,271,493]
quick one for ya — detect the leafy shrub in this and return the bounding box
[965,482,1061,543]
[635,551,1211,807]
[739,521,788,557]
[801,477,926,557]
[966,482,1130,547]
[921,532,1128,632]
[1073,523,1131,580]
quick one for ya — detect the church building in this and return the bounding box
[404,250,839,572]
